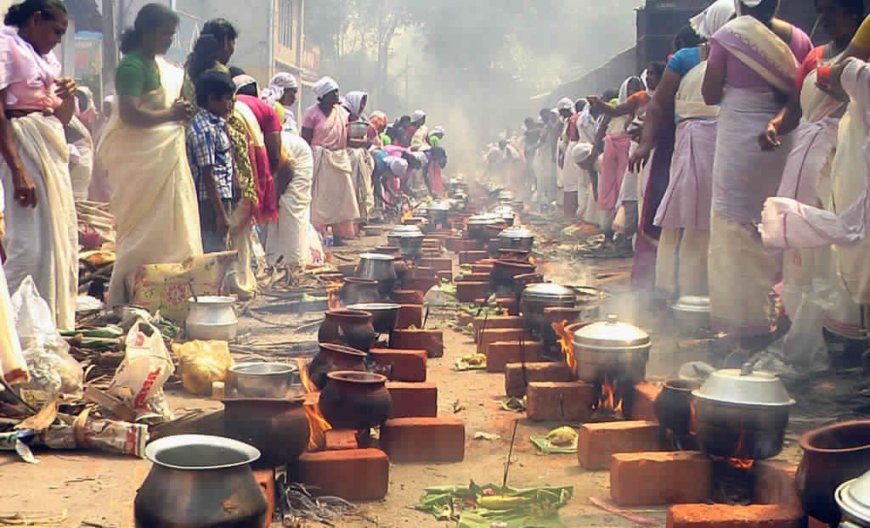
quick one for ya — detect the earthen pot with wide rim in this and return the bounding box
[491,259,536,296]
[318,371,392,430]
[307,342,369,390]
[340,277,381,305]
[134,434,267,528]
[654,379,702,446]
[318,309,376,352]
[222,397,310,468]
[796,420,870,525]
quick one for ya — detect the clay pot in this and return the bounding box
[653,379,701,440]
[318,371,392,430]
[307,343,368,390]
[318,309,376,352]
[796,420,870,525]
[391,290,424,304]
[340,278,381,305]
[491,259,536,297]
[222,397,310,467]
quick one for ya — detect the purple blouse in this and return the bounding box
[708,25,813,91]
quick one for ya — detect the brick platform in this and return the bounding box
[485,341,544,373]
[380,417,466,463]
[472,315,523,341]
[610,452,711,506]
[253,468,275,528]
[297,449,389,500]
[459,250,489,264]
[504,362,574,397]
[666,505,802,528]
[324,430,359,451]
[396,304,424,329]
[471,263,494,273]
[577,420,663,470]
[630,382,661,422]
[416,257,452,273]
[456,281,491,303]
[391,329,444,358]
[369,348,427,382]
[478,328,531,352]
[457,272,492,283]
[526,381,595,422]
[402,277,438,294]
[391,290,424,304]
[386,381,438,418]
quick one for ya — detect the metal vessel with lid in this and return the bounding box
[572,314,651,383]
[423,200,451,228]
[386,225,424,258]
[520,283,575,338]
[466,213,503,241]
[692,364,795,460]
[356,253,398,296]
[672,296,711,332]
[837,470,870,527]
[492,205,516,226]
[498,226,534,252]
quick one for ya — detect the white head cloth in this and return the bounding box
[735,0,764,13]
[232,74,257,93]
[556,97,574,111]
[387,156,409,176]
[618,76,642,103]
[262,72,298,106]
[313,76,340,99]
[430,126,445,137]
[692,0,737,39]
[411,109,426,122]
[571,142,594,165]
[342,91,368,117]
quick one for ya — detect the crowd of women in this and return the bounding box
[503,0,870,367]
[0,0,449,347]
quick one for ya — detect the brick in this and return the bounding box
[437,270,453,283]
[391,290,423,304]
[369,348,427,382]
[471,263,495,273]
[666,504,803,528]
[610,452,711,506]
[407,266,437,279]
[396,304,424,329]
[402,277,438,294]
[459,250,488,264]
[476,297,520,316]
[456,272,491,283]
[386,381,438,418]
[447,237,480,252]
[473,315,523,341]
[754,461,800,508]
[808,518,827,528]
[253,468,275,528]
[390,329,444,358]
[456,281,491,303]
[504,362,574,397]
[380,417,465,462]
[526,381,595,422]
[577,420,663,470]
[630,382,661,422]
[479,328,530,351]
[416,257,452,273]
[324,430,359,451]
[297,449,389,501]
[485,341,544,373]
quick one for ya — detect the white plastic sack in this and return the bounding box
[0,264,27,384]
[11,276,82,402]
[110,319,175,422]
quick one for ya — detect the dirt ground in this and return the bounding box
[0,221,865,528]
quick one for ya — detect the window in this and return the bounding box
[278,0,294,48]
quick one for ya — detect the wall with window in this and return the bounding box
[273,0,303,69]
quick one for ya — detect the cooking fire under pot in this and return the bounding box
[466,214,502,241]
[572,314,651,384]
[520,283,576,340]
[386,225,424,259]
[498,225,534,253]
[692,364,795,461]
[423,200,451,230]
[356,253,398,298]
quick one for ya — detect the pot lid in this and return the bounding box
[468,213,501,225]
[359,252,397,262]
[145,434,260,470]
[573,314,650,348]
[499,226,534,239]
[346,302,401,312]
[188,295,236,305]
[427,200,451,211]
[492,205,516,217]
[837,470,870,523]
[692,364,795,407]
[522,282,574,301]
[672,296,711,313]
[387,226,424,238]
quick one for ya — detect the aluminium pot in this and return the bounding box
[346,303,401,334]
[423,201,451,227]
[572,314,651,383]
[307,342,368,390]
[498,226,534,253]
[222,397,310,467]
[492,205,516,226]
[226,362,300,399]
[348,120,369,140]
[837,470,870,528]
[134,434,267,528]
[318,371,392,430]
[186,296,238,341]
[520,283,576,340]
[386,226,425,259]
[318,309,377,352]
[672,296,711,333]
[341,277,381,305]
[797,420,870,525]
[692,364,794,460]
[357,253,399,296]
[467,214,502,241]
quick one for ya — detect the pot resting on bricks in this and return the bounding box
[653,379,702,450]
[222,397,311,468]
[356,253,399,297]
[318,371,393,431]
[340,277,381,305]
[307,342,369,390]
[572,315,651,384]
[520,283,576,340]
[318,309,377,353]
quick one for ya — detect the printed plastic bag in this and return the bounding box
[11,277,83,403]
[110,319,175,422]
[171,340,234,396]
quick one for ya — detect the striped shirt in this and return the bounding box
[186,109,234,201]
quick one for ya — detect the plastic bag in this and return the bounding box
[110,319,175,422]
[11,277,83,403]
[171,340,234,396]
[0,267,27,384]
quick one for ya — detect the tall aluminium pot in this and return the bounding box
[357,253,399,297]
[307,342,369,390]
[498,226,534,253]
[797,420,870,525]
[222,397,310,467]
[318,309,376,353]
[134,434,267,528]
[340,277,381,305]
[520,283,576,340]
[572,315,651,383]
[692,365,794,460]
[318,371,392,430]
[837,470,870,528]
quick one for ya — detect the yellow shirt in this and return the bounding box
[852,15,870,52]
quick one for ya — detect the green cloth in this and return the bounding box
[116,52,161,97]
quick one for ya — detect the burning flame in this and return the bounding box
[401,207,413,223]
[689,402,697,435]
[528,255,537,266]
[296,359,332,451]
[728,429,754,470]
[325,279,343,311]
[593,375,624,416]
[551,320,577,372]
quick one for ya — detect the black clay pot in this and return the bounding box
[654,379,701,448]
[340,278,381,305]
[318,309,376,352]
[307,343,368,390]
[222,397,310,467]
[318,371,392,430]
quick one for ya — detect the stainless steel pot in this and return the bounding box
[837,470,870,527]
[357,253,398,282]
[672,296,711,332]
[467,214,502,241]
[572,314,651,383]
[498,190,515,204]
[386,226,424,258]
[186,296,238,341]
[492,205,516,226]
[692,364,795,460]
[498,226,534,252]
[423,201,451,226]
[348,120,369,140]
[520,283,575,339]
[134,435,267,527]
[226,362,301,398]
[346,303,401,334]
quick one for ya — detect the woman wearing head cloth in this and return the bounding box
[701,0,813,353]
[262,72,299,135]
[408,109,429,151]
[341,90,375,225]
[629,0,736,301]
[301,76,358,244]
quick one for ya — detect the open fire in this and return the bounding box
[591,374,629,421]
[726,429,754,470]
[296,359,332,450]
[551,320,577,372]
[325,279,343,311]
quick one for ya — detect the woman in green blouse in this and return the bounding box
[97,3,202,308]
